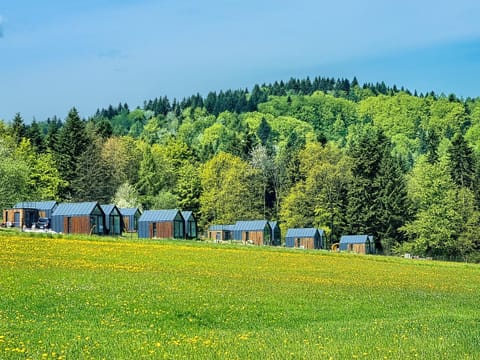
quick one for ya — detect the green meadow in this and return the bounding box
[0,233,479,359]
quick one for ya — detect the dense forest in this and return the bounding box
[1,76,480,261]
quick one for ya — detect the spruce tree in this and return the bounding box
[448,133,476,190]
[71,140,115,203]
[346,129,409,252]
[56,108,89,199]
[26,120,45,151]
[11,113,26,145]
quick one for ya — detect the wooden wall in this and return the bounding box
[349,243,368,254]
[2,209,38,228]
[63,217,91,234]
[296,237,315,249]
[242,230,264,245]
[150,222,173,239]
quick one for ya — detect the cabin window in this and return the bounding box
[152,223,157,238]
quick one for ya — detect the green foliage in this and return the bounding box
[280,142,351,244]
[70,140,116,203]
[55,108,90,199]
[346,129,409,252]
[200,152,262,226]
[447,132,476,189]
[111,182,141,209]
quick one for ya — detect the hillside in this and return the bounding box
[1,76,480,259]
[0,233,478,359]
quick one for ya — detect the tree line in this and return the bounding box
[1,76,479,261]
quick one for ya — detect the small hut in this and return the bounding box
[119,208,142,232]
[51,202,105,235]
[181,211,198,239]
[339,235,374,254]
[100,204,123,236]
[269,221,281,246]
[2,207,38,228]
[208,224,235,242]
[285,228,325,249]
[138,209,185,239]
[233,220,271,245]
[14,201,58,219]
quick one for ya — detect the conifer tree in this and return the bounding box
[11,113,26,145]
[56,108,89,199]
[448,133,476,190]
[346,129,409,252]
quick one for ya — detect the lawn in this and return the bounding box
[0,233,479,359]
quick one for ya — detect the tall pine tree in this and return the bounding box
[56,108,89,199]
[346,129,409,253]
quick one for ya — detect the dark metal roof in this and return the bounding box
[181,211,194,221]
[14,201,57,210]
[340,235,373,244]
[119,208,141,216]
[139,209,182,222]
[52,202,101,216]
[286,228,320,238]
[100,204,120,216]
[234,220,270,231]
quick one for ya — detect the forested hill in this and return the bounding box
[1,76,480,261]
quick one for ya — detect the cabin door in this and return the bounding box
[14,212,20,227]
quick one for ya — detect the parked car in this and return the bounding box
[37,217,50,229]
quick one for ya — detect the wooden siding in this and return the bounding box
[63,217,91,234]
[2,209,38,228]
[149,222,174,239]
[348,243,368,254]
[123,217,130,232]
[242,230,264,245]
[293,237,315,249]
[209,230,232,241]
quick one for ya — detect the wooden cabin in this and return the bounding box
[119,207,142,232]
[233,220,271,245]
[100,204,123,236]
[2,208,38,228]
[285,228,325,249]
[14,201,58,219]
[181,211,198,239]
[51,202,105,235]
[208,224,235,242]
[138,209,185,239]
[339,235,374,254]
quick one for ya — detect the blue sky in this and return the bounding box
[1,0,480,122]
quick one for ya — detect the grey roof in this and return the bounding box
[100,204,118,216]
[286,228,320,238]
[139,209,182,222]
[209,224,235,231]
[14,201,57,210]
[181,211,194,221]
[119,208,141,216]
[234,220,269,231]
[53,202,101,216]
[340,235,373,244]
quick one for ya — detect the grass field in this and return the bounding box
[0,232,479,359]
